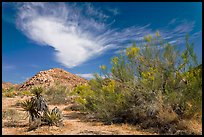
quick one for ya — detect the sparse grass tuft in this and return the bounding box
[45,84,70,105]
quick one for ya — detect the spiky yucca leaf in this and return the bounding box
[42,107,62,126]
[31,87,44,97]
[20,99,40,122]
[20,99,33,112]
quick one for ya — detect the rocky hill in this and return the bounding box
[2,82,15,91]
[17,68,88,91]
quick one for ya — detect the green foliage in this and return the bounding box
[20,99,35,112]
[3,92,15,98]
[20,90,32,96]
[6,87,14,92]
[72,33,202,134]
[72,79,128,123]
[31,87,44,97]
[20,87,63,130]
[2,88,18,98]
[2,109,23,128]
[42,107,63,126]
[45,84,69,104]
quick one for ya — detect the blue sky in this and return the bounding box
[2,2,202,84]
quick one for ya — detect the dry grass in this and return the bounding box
[2,95,202,135]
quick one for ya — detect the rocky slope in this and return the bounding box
[2,82,13,91]
[17,68,88,91]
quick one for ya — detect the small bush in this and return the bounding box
[72,79,128,123]
[2,90,18,98]
[6,87,14,92]
[45,84,69,105]
[20,90,32,96]
[2,109,23,127]
[42,107,63,126]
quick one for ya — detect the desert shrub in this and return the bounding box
[72,33,201,134]
[41,107,63,126]
[3,92,15,98]
[20,90,32,96]
[45,84,69,105]
[2,89,18,98]
[2,109,18,120]
[20,87,63,130]
[2,109,23,127]
[72,78,128,123]
[6,87,14,92]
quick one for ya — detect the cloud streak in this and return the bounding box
[76,73,105,79]
[16,3,201,68]
[75,73,95,79]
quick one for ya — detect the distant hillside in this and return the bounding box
[2,82,13,91]
[18,68,88,91]
[2,82,19,91]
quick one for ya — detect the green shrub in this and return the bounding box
[45,84,69,105]
[20,90,32,96]
[72,78,128,123]
[6,87,14,92]
[72,33,202,134]
[42,107,63,126]
[2,90,18,98]
[2,109,23,127]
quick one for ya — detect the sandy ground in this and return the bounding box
[2,96,202,135]
[2,96,154,135]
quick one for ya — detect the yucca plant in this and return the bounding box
[20,87,63,130]
[20,99,34,112]
[42,107,63,126]
[20,87,48,129]
[20,99,40,123]
[31,87,44,97]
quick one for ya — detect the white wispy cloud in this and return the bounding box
[15,2,151,68]
[107,8,119,15]
[160,19,199,45]
[85,3,109,21]
[16,2,201,67]
[75,73,95,79]
[168,18,178,25]
[76,73,106,79]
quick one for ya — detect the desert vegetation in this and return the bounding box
[44,83,70,105]
[19,87,63,131]
[2,33,201,135]
[71,33,202,135]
